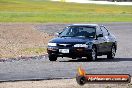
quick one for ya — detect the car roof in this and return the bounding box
[68,24,99,27]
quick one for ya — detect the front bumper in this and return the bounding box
[47,46,92,58]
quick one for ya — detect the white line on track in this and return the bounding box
[51,0,132,5]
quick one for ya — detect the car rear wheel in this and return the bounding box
[107,46,116,59]
[49,55,57,61]
[87,46,97,61]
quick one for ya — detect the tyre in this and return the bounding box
[49,55,57,61]
[87,46,97,61]
[76,76,86,85]
[107,45,116,59]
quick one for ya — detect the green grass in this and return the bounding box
[22,47,47,54]
[0,0,132,22]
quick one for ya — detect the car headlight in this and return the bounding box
[74,44,88,48]
[48,43,57,46]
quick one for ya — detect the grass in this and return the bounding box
[22,47,47,55]
[0,0,132,22]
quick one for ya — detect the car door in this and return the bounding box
[95,26,106,53]
[100,26,112,52]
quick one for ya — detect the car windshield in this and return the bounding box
[60,26,96,38]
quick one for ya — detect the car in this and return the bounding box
[47,24,117,61]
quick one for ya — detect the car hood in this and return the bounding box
[50,37,94,44]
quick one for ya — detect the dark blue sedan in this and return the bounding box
[47,24,117,61]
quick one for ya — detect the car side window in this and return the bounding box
[96,26,103,35]
[100,26,109,36]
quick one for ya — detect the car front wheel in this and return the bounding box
[49,55,57,61]
[107,46,116,59]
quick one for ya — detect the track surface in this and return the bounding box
[0,23,132,82]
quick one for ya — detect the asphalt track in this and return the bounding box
[0,23,132,82]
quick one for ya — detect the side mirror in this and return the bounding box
[97,34,103,37]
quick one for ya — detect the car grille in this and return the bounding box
[57,44,73,47]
